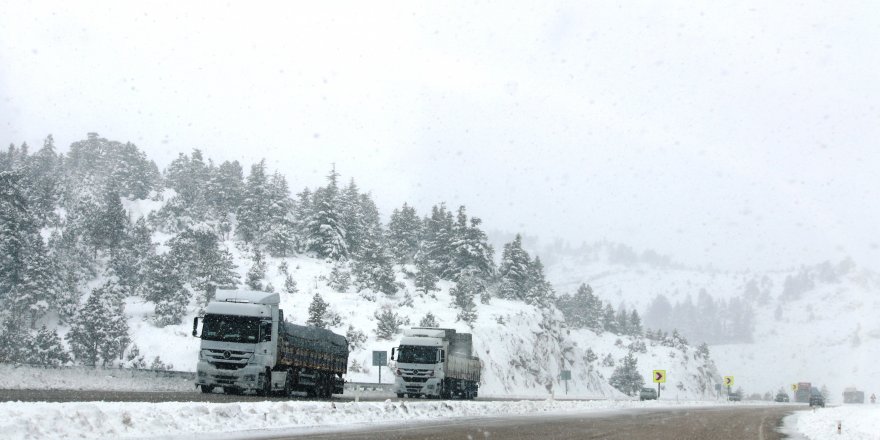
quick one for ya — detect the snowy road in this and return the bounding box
[269,405,803,440]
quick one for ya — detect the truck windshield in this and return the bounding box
[201,314,261,343]
[397,345,438,364]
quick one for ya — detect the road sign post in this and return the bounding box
[372,351,387,384]
[653,369,666,399]
[560,370,571,395]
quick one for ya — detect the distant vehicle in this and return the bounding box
[843,387,864,403]
[809,388,825,407]
[795,382,812,403]
[639,387,658,401]
[728,391,742,402]
[775,392,790,402]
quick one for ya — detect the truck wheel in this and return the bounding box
[200,385,214,394]
[396,393,405,398]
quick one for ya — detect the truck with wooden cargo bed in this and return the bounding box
[192,290,348,397]
[390,327,481,399]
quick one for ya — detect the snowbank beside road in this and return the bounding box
[1,399,730,440]
[0,364,194,392]
[797,405,880,440]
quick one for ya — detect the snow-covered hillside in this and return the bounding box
[51,198,722,400]
[544,243,880,400]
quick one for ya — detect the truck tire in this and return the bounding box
[396,393,405,398]
[199,385,214,394]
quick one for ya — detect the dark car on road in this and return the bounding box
[809,388,825,407]
[639,387,657,401]
[775,392,790,402]
[728,391,742,402]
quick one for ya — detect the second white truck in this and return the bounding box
[390,327,481,399]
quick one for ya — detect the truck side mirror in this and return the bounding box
[260,321,272,342]
[391,347,396,360]
[192,316,200,337]
[439,349,445,363]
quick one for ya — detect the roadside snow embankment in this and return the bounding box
[1,399,729,440]
[0,365,194,392]
[797,405,880,440]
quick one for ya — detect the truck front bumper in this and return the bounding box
[394,377,442,396]
[196,361,265,391]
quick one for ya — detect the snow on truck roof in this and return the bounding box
[205,301,270,317]
[400,336,444,347]
[215,290,280,305]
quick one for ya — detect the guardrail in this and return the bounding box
[345,382,394,392]
[1,363,196,380]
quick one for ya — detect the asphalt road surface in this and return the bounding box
[2,390,805,439]
[270,405,804,440]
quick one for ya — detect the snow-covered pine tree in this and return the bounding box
[91,189,129,254]
[0,170,59,326]
[32,325,70,366]
[0,316,34,363]
[497,234,531,301]
[23,135,62,227]
[327,263,352,292]
[449,206,495,281]
[307,293,329,328]
[236,160,271,245]
[125,343,147,369]
[419,312,439,328]
[352,233,398,295]
[602,304,618,334]
[111,217,156,292]
[245,251,267,291]
[416,204,456,279]
[338,179,365,255]
[450,277,479,326]
[63,133,160,202]
[616,306,630,335]
[413,254,440,296]
[374,306,404,340]
[293,187,314,252]
[524,256,553,306]
[66,283,131,366]
[345,324,367,351]
[629,310,643,336]
[153,267,191,327]
[306,168,348,260]
[387,203,422,264]
[167,226,238,303]
[284,274,298,294]
[206,160,245,220]
[609,351,644,396]
[264,171,298,256]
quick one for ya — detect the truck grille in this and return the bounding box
[398,368,433,378]
[205,349,251,370]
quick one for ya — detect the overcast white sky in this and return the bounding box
[2,1,879,271]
